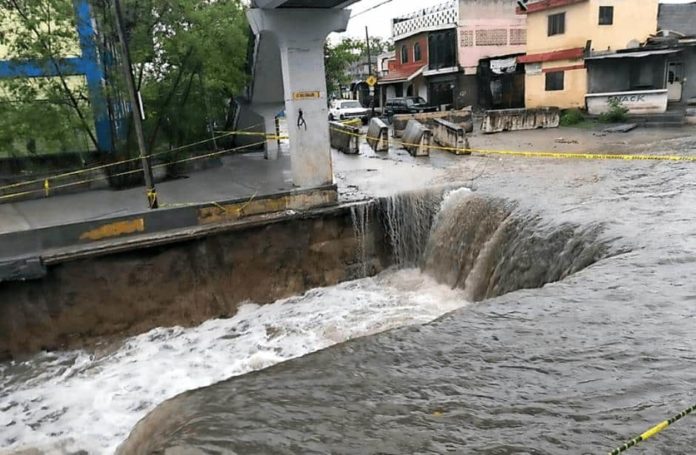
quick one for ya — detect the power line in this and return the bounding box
[350,0,394,18]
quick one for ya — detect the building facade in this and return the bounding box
[380,0,525,109]
[519,0,660,109]
[378,32,431,104]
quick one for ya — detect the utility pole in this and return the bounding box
[113,0,158,209]
[365,26,375,118]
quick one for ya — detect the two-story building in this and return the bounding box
[518,0,660,110]
[378,2,453,107]
[379,0,526,109]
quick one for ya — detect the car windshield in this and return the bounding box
[340,101,362,109]
[405,97,426,106]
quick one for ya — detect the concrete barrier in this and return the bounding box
[366,118,389,152]
[393,108,473,137]
[432,118,470,155]
[586,89,668,115]
[402,120,432,157]
[329,121,360,154]
[481,107,560,134]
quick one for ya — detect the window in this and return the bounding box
[414,42,422,61]
[545,71,564,91]
[428,29,457,70]
[599,6,613,25]
[548,12,565,36]
[401,45,409,64]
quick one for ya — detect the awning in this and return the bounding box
[517,47,584,64]
[377,65,427,85]
[490,57,518,75]
[585,49,681,60]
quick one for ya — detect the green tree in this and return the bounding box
[0,0,100,155]
[324,36,391,98]
[0,0,250,162]
[120,0,249,156]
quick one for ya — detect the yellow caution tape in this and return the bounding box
[329,126,696,162]
[609,403,696,454]
[0,123,271,195]
[0,140,268,203]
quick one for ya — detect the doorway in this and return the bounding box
[667,61,684,102]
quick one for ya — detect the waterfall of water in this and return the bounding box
[350,202,371,277]
[382,187,608,301]
[379,189,443,268]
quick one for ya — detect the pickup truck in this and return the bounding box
[384,97,439,119]
[328,100,369,123]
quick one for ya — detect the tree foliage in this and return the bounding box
[0,0,250,159]
[324,36,393,98]
[0,0,99,156]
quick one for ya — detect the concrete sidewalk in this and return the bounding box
[0,151,294,235]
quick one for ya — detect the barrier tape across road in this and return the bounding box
[329,126,696,162]
[3,122,696,203]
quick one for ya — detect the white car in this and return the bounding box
[329,100,368,123]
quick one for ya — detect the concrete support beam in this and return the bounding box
[263,114,280,160]
[247,8,351,188]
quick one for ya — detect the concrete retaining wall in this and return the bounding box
[393,108,473,137]
[329,121,360,154]
[432,118,470,155]
[402,120,432,157]
[0,202,389,360]
[481,107,560,134]
[366,118,389,152]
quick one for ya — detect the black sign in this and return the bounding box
[517,0,528,11]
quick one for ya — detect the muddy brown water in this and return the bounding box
[118,139,696,454]
[4,135,696,454]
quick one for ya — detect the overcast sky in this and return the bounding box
[332,0,695,41]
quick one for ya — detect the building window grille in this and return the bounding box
[545,71,565,91]
[548,12,565,36]
[599,6,614,25]
[401,45,409,64]
[475,29,508,46]
[414,42,422,61]
[509,28,527,45]
[460,30,474,47]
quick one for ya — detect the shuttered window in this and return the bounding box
[545,71,564,91]
[548,12,566,36]
[599,6,614,25]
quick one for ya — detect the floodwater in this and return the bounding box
[4,134,696,454]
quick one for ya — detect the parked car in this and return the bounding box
[329,100,369,123]
[384,97,438,119]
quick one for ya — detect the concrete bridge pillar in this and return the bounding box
[247,8,351,188]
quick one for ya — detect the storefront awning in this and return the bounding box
[585,49,681,60]
[377,65,426,85]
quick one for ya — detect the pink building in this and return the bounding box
[458,0,527,75]
[384,0,527,109]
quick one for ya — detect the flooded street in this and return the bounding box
[3,134,696,454]
[118,136,696,454]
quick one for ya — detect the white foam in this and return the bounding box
[0,269,468,454]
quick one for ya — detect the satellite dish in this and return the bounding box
[627,39,641,49]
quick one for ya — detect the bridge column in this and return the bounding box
[247,8,351,188]
[263,112,280,160]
